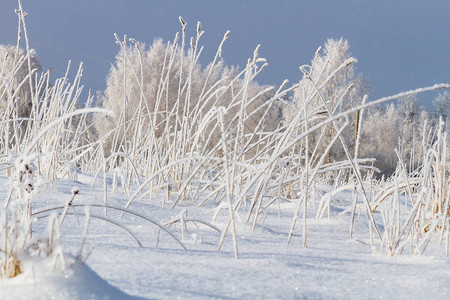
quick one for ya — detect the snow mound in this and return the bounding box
[0,255,145,300]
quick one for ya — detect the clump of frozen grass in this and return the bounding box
[373,118,449,256]
[312,98,450,257]
[0,151,64,278]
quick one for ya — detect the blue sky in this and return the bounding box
[1,0,449,108]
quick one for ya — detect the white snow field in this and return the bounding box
[1,173,449,300]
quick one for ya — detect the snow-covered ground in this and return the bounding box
[1,174,450,299]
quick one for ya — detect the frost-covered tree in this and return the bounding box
[96,39,206,139]
[96,37,282,155]
[0,44,41,117]
[398,94,420,131]
[433,91,450,131]
[360,95,433,177]
[360,103,400,176]
[284,38,366,162]
[397,94,428,168]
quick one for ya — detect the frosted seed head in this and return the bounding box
[299,66,309,76]
[114,33,121,45]
[315,46,322,57]
[179,16,186,31]
[344,57,357,66]
[280,79,289,90]
[129,38,139,48]
[253,44,261,62]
